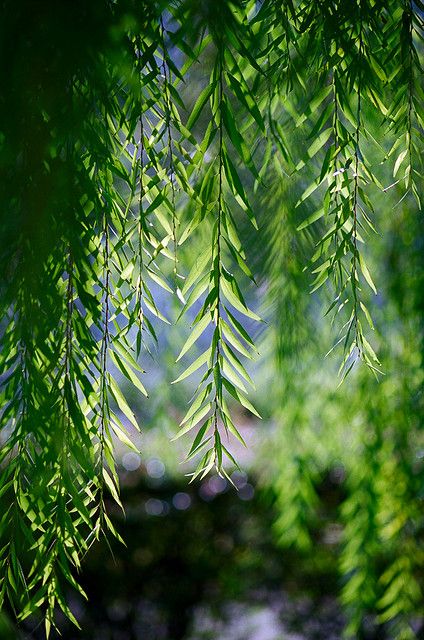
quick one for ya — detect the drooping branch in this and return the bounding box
[160,16,178,279]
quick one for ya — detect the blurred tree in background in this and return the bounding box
[0,0,423,638]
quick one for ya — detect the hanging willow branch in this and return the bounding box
[293,0,384,379]
[172,26,261,480]
[160,16,179,280]
[385,0,424,206]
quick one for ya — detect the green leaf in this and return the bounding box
[222,378,261,418]
[110,418,139,453]
[109,377,140,432]
[393,149,408,177]
[182,250,211,295]
[221,278,261,322]
[186,418,213,460]
[102,469,122,509]
[147,268,173,293]
[176,312,211,362]
[221,357,248,393]
[110,350,148,397]
[359,254,377,295]
[295,128,332,171]
[172,403,212,440]
[222,341,254,387]
[179,385,212,427]
[297,208,325,231]
[220,318,253,359]
[186,83,215,130]
[172,349,211,384]
[221,97,259,179]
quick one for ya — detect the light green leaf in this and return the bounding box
[359,254,377,295]
[176,312,211,362]
[172,403,212,440]
[221,278,261,322]
[110,350,148,396]
[172,349,211,384]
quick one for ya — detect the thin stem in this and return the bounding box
[137,36,145,329]
[98,210,110,525]
[406,0,413,187]
[331,67,344,288]
[43,249,75,578]
[160,16,178,279]
[213,50,224,467]
[352,0,363,356]
[64,251,74,395]
[57,248,74,498]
